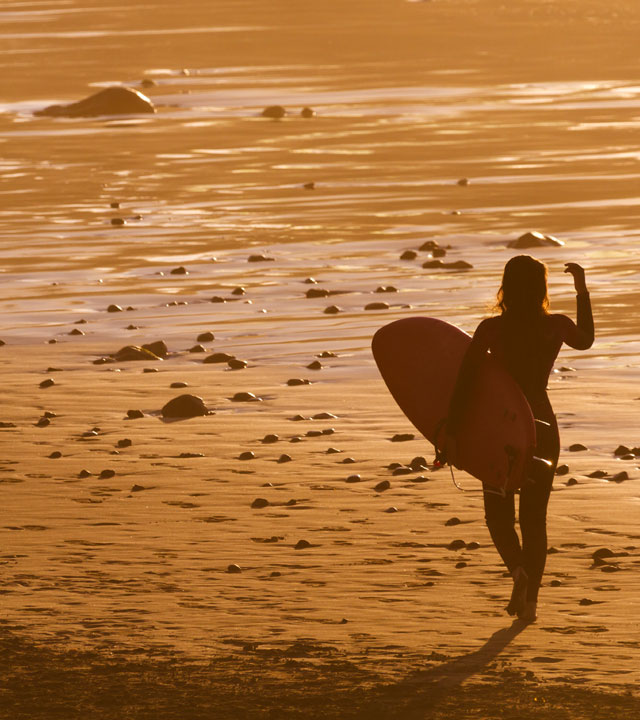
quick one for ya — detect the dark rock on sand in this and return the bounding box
[117,439,132,448]
[294,539,311,550]
[400,250,418,260]
[232,392,262,402]
[261,105,286,119]
[587,470,607,478]
[566,477,579,486]
[210,296,226,304]
[69,328,84,336]
[251,498,269,509]
[385,507,399,513]
[231,287,246,296]
[143,368,158,374]
[301,107,315,118]
[35,417,50,428]
[341,457,356,464]
[614,445,631,456]
[107,304,123,313]
[247,254,274,262]
[35,87,156,118]
[391,433,415,442]
[457,178,470,186]
[100,469,116,479]
[277,454,292,463]
[303,182,315,190]
[323,305,342,314]
[466,541,480,550]
[375,286,398,293]
[287,378,311,386]
[569,443,588,452]
[345,474,361,483]
[445,517,461,526]
[448,539,466,550]
[204,352,235,364]
[227,563,242,573]
[78,469,92,478]
[143,341,168,358]
[508,231,564,249]
[228,359,248,370]
[422,259,473,269]
[555,464,570,475]
[317,351,337,358]
[365,302,390,311]
[197,332,215,342]
[170,382,188,389]
[262,434,279,444]
[161,394,210,418]
[306,360,323,370]
[392,467,413,476]
[49,451,62,459]
[306,288,330,298]
[239,451,255,461]
[113,345,162,362]
[179,452,205,458]
[126,409,145,419]
[410,456,428,470]
[0,340,5,346]
[40,379,55,389]
[306,430,323,437]
[374,479,391,492]
[189,345,206,353]
[170,266,188,275]
[326,448,341,454]
[609,471,629,483]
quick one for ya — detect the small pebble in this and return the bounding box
[111,217,125,226]
[392,467,413,476]
[457,178,469,186]
[127,409,145,419]
[400,250,417,260]
[261,105,286,119]
[466,541,480,550]
[375,286,398,293]
[189,344,206,353]
[587,470,607,478]
[107,304,123,313]
[341,457,356,464]
[170,382,189,389]
[455,561,467,569]
[301,107,315,118]
[231,287,246,296]
[35,417,50,428]
[321,428,335,435]
[445,517,461,526]
[170,266,188,275]
[48,451,62,459]
[228,359,248,370]
[566,477,578,486]
[365,302,389,311]
[346,474,361,483]
[210,296,226,304]
[100,469,116,479]
[197,332,215,342]
[374,479,391,492]
[555,464,570,476]
[569,443,588,452]
[232,392,261,402]
[270,571,281,577]
[391,433,415,442]
[78,469,92,478]
[204,352,235,364]
[294,539,311,550]
[609,471,629,483]
[117,439,132,448]
[290,436,304,443]
[251,498,269,509]
[317,351,337,358]
[287,378,311,386]
[323,305,341,314]
[39,379,55,389]
[614,445,631,456]
[410,456,428,470]
[239,451,255,460]
[69,328,84,336]
[326,448,341,454]
[227,564,242,574]
[448,539,466,550]
[306,288,330,298]
[385,506,398,513]
[262,434,279,444]
[247,254,274,263]
[303,182,315,190]
[307,360,323,370]
[277,454,292,463]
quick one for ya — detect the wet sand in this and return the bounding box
[1,0,639,716]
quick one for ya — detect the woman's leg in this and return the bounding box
[483,488,522,575]
[518,417,560,606]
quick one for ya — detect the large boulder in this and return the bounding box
[35,87,156,118]
[508,231,564,249]
[161,394,211,419]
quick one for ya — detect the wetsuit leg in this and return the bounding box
[483,488,522,574]
[518,417,560,602]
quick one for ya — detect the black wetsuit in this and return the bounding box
[448,292,594,602]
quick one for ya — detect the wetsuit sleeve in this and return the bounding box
[446,319,492,435]
[559,292,594,350]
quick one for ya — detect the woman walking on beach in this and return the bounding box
[445,256,594,622]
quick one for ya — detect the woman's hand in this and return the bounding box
[564,263,588,294]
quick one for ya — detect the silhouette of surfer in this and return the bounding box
[445,256,594,622]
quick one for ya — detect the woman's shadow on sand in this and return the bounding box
[358,620,529,720]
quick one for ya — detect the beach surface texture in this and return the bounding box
[1,1,638,717]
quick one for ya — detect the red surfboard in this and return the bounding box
[372,317,536,491]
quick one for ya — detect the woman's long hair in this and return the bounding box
[495,255,551,387]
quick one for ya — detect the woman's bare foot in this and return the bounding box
[506,566,528,616]
[517,601,538,623]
